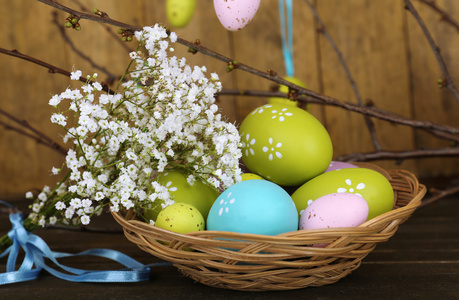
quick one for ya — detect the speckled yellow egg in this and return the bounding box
[239,104,333,186]
[155,203,205,233]
[166,0,196,28]
[144,170,219,221]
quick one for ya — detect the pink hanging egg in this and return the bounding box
[213,0,261,31]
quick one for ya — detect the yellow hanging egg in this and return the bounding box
[166,0,197,28]
[269,76,308,108]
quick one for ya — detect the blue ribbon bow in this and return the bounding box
[0,201,168,285]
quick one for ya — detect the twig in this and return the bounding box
[415,0,459,33]
[0,48,113,94]
[0,119,66,155]
[335,146,459,162]
[218,89,459,135]
[72,0,133,53]
[420,184,459,208]
[0,108,67,155]
[304,0,381,150]
[51,11,119,85]
[404,0,459,104]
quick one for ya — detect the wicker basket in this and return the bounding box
[112,163,426,291]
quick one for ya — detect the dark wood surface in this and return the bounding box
[1,195,458,300]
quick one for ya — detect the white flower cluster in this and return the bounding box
[28,25,242,227]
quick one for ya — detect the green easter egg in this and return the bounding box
[241,173,265,181]
[155,203,205,233]
[166,0,196,28]
[291,167,395,220]
[268,76,308,108]
[144,170,219,221]
[239,104,333,186]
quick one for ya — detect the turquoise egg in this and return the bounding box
[239,104,333,186]
[292,167,395,220]
[206,180,298,235]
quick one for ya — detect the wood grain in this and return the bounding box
[0,0,458,198]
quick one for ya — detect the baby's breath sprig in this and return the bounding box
[24,24,242,228]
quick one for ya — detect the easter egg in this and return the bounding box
[144,170,219,221]
[155,203,205,233]
[268,76,307,107]
[166,0,196,28]
[325,161,358,173]
[299,193,369,247]
[207,180,298,235]
[292,167,394,220]
[299,193,369,230]
[213,0,261,31]
[239,104,333,186]
[241,173,265,181]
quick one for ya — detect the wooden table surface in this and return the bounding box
[1,195,458,300]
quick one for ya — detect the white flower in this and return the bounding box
[38,192,47,202]
[80,215,90,225]
[51,167,60,175]
[48,95,62,106]
[70,198,82,209]
[92,82,103,91]
[25,191,34,199]
[70,70,82,80]
[50,113,67,126]
[55,201,66,210]
[169,32,177,43]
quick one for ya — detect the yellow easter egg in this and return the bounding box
[166,0,196,28]
[269,76,307,108]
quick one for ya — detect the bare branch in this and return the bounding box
[415,0,459,33]
[404,0,459,104]
[0,108,67,155]
[304,0,381,150]
[420,184,459,208]
[335,146,459,162]
[0,48,113,94]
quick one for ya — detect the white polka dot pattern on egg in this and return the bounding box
[337,179,365,197]
[270,108,293,122]
[218,192,236,216]
[262,137,283,161]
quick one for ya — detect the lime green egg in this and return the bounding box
[239,103,333,186]
[241,173,265,181]
[292,167,395,220]
[144,170,219,221]
[166,0,196,28]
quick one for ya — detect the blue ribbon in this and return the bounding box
[279,0,294,77]
[0,201,169,285]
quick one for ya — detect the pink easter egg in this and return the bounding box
[299,193,369,247]
[213,0,261,31]
[325,161,358,173]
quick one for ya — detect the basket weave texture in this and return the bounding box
[112,164,426,291]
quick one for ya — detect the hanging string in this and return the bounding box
[0,200,171,285]
[279,0,294,77]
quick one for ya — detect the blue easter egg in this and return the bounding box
[206,180,298,235]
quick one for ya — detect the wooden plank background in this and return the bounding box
[0,0,458,198]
